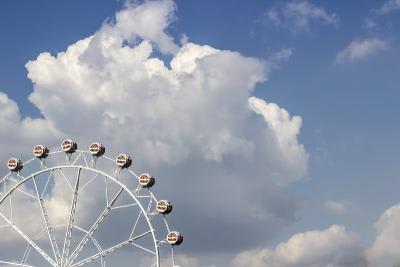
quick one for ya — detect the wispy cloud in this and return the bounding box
[336,38,387,63]
[324,200,347,214]
[364,0,400,30]
[376,0,400,15]
[264,1,339,33]
[268,48,295,69]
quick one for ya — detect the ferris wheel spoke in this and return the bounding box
[59,169,74,193]
[152,195,163,218]
[0,181,4,198]
[61,168,81,264]
[112,203,138,210]
[66,188,124,265]
[146,194,153,215]
[73,225,103,253]
[71,152,83,166]
[1,172,11,183]
[136,195,151,198]
[0,211,57,266]
[81,153,90,168]
[32,176,61,264]
[131,242,157,255]
[40,171,54,199]
[77,173,99,193]
[129,210,142,238]
[71,230,153,267]
[172,246,178,267]
[15,189,37,201]
[21,243,32,264]
[14,173,25,181]
[104,176,109,205]
[4,177,37,201]
[9,193,14,223]
[0,260,38,267]
[1,181,7,192]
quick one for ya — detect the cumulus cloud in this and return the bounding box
[232,225,367,267]
[368,203,400,266]
[336,39,387,63]
[115,0,178,53]
[230,202,400,267]
[264,1,339,33]
[0,92,60,169]
[172,255,216,267]
[140,254,216,267]
[248,97,307,183]
[0,0,309,264]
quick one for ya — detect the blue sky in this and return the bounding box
[0,0,400,266]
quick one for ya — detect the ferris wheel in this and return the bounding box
[0,140,183,267]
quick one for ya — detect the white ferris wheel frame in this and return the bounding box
[0,148,179,267]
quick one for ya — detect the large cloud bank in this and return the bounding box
[0,0,309,263]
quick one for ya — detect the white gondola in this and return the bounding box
[167,231,183,246]
[33,145,49,159]
[116,154,132,168]
[89,143,105,157]
[7,158,23,172]
[139,173,155,188]
[61,139,77,153]
[156,200,173,215]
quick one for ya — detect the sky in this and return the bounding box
[0,0,399,266]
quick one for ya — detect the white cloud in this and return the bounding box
[232,225,367,267]
[268,48,295,68]
[115,0,178,53]
[368,203,400,266]
[364,0,400,31]
[249,97,307,183]
[267,8,281,26]
[140,254,216,267]
[336,39,387,63]
[26,40,269,165]
[364,17,379,30]
[233,202,400,267]
[265,1,339,33]
[0,92,60,168]
[324,200,347,214]
[0,0,309,260]
[376,0,400,15]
